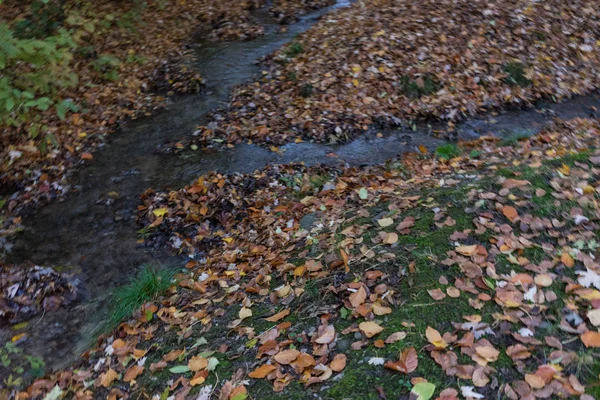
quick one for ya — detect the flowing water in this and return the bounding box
[3,0,600,374]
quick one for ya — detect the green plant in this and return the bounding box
[13,0,66,39]
[435,144,461,160]
[299,83,313,98]
[501,132,530,146]
[399,74,438,99]
[285,42,303,58]
[0,23,78,132]
[91,54,121,81]
[503,61,532,87]
[101,266,176,333]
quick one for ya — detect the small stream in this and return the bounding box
[4,0,600,374]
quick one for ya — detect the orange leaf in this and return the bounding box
[340,249,350,273]
[561,252,575,268]
[581,331,600,347]
[330,354,347,372]
[100,368,118,388]
[249,364,277,378]
[349,286,367,308]
[265,309,290,322]
[502,205,519,222]
[123,365,144,382]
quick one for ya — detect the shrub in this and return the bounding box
[0,23,78,134]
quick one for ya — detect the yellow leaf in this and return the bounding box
[152,208,168,217]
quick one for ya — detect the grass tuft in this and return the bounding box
[101,266,175,333]
[435,144,461,160]
[284,42,303,58]
[503,62,532,87]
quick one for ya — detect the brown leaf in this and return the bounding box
[123,365,144,382]
[426,326,447,348]
[428,288,446,300]
[314,325,336,344]
[561,252,575,268]
[359,321,384,338]
[384,347,418,374]
[188,356,208,372]
[349,286,367,308]
[273,349,300,365]
[384,331,407,344]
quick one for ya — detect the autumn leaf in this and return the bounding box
[239,307,252,320]
[264,308,290,322]
[425,327,447,349]
[188,355,209,372]
[249,364,276,378]
[455,245,477,256]
[384,347,418,374]
[273,349,300,365]
[314,325,336,344]
[384,331,407,344]
[329,354,347,372]
[502,205,519,222]
[580,331,600,347]
[100,368,118,388]
[359,321,384,338]
[123,365,144,382]
[349,286,367,308]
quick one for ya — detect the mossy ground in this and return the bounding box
[95,146,600,399]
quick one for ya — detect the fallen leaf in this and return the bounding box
[314,325,336,344]
[123,365,144,382]
[100,368,118,388]
[330,354,347,372]
[248,364,276,378]
[385,331,407,344]
[384,347,418,374]
[502,205,519,222]
[581,331,600,347]
[265,308,290,322]
[425,327,447,348]
[274,349,300,365]
[188,355,208,372]
[359,321,384,338]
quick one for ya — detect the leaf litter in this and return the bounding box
[13,116,600,399]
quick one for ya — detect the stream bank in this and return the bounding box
[3,0,600,382]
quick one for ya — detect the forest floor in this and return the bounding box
[2,0,600,399]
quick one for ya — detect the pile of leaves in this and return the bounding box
[269,0,335,24]
[14,117,600,399]
[196,0,266,41]
[0,262,78,324]
[190,0,600,147]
